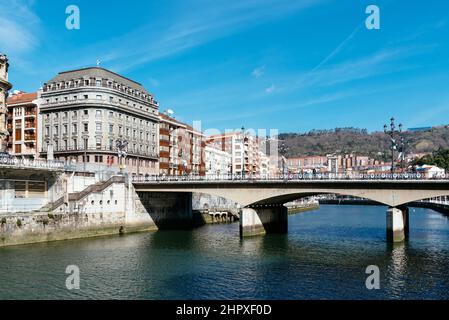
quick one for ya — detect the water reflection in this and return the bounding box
[1,206,449,299]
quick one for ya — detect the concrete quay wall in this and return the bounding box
[0,179,159,247]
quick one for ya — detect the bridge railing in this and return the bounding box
[132,172,449,183]
[0,157,65,171]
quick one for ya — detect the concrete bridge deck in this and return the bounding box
[133,176,449,242]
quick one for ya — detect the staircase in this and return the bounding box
[40,175,126,212]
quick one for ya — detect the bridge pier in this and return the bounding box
[240,205,288,238]
[135,192,194,229]
[386,206,409,243]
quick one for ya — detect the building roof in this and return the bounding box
[46,67,150,95]
[208,131,243,139]
[160,113,203,135]
[7,92,38,105]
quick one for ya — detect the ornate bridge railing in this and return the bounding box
[132,172,449,183]
[0,157,65,171]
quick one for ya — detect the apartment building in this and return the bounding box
[6,92,39,158]
[205,145,232,177]
[0,54,12,153]
[288,154,385,174]
[286,156,328,173]
[38,67,160,175]
[207,131,264,176]
[159,113,205,176]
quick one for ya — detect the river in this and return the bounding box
[1,205,449,300]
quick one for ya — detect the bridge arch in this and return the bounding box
[184,188,449,208]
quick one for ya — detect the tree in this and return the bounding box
[414,149,449,171]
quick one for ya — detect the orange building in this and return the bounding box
[159,113,205,176]
[6,91,39,158]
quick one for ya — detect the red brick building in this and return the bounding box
[159,113,205,176]
[6,92,39,158]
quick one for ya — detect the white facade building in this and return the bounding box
[205,146,231,177]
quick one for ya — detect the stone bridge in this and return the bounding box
[133,178,449,243]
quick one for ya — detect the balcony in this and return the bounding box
[25,122,36,129]
[24,135,36,141]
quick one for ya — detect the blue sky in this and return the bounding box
[1,0,449,133]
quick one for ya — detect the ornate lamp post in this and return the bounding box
[384,117,402,174]
[116,137,128,174]
[279,141,289,177]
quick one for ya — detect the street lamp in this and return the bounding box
[383,117,403,174]
[279,141,289,177]
[116,137,128,174]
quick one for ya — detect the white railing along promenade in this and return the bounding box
[132,173,449,183]
[0,157,65,170]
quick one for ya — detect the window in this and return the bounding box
[83,110,88,115]
[84,80,89,86]
[63,124,68,135]
[96,123,102,132]
[45,126,50,136]
[96,110,102,117]
[96,95,102,100]
[96,79,101,86]
[73,96,77,100]
[73,139,77,149]
[109,124,113,134]
[72,123,77,133]
[109,139,113,151]
[96,138,102,150]
[84,95,88,99]
[83,123,88,132]
[54,125,59,135]
[83,138,88,149]
[109,96,113,102]
[109,111,113,117]
[95,155,103,163]
[73,110,77,117]
[119,126,122,135]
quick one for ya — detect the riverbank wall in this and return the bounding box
[0,176,157,247]
[287,203,320,215]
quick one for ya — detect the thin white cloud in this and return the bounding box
[87,0,327,72]
[252,65,265,78]
[311,25,361,73]
[0,0,40,55]
[265,84,276,94]
[273,44,435,94]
